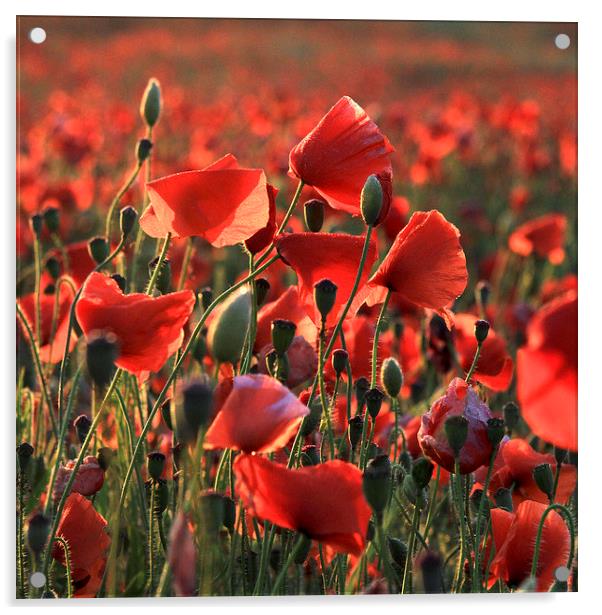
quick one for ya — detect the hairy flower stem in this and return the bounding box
[145,232,171,294]
[105,160,143,239]
[318,324,336,459]
[148,481,156,594]
[176,237,194,292]
[371,289,391,388]
[465,340,484,383]
[473,447,497,592]
[452,459,469,592]
[401,505,421,594]
[53,537,73,598]
[240,253,257,374]
[17,474,26,598]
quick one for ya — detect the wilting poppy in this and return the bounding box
[140,154,270,247]
[234,453,371,555]
[488,500,570,591]
[53,455,105,502]
[453,313,514,391]
[418,377,493,474]
[288,96,394,217]
[517,291,577,451]
[204,374,309,453]
[274,232,378,328]
[75,272,195,377]
[52,492,111,597]
[368,210,467,327]
[508,213,567,264]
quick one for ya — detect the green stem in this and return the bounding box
[253,523,276,595]
[318,325,336,459]
[32,233,42,346]
[148,482,156,594]
[452,459,468,592]
[105,161,143,240]
[53,537,73,598]
[176,237,194,292]
[401,505,420,594]
[270,534,308,595]
[371,289,391,388]
[473,447,497,592]
[145,232,172,295]
[465,341,483,383]
[17,474,26,598]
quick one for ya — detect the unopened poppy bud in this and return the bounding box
[470,488,490,519]
[293,533,312,565]
[223,496,236,532]
[178,379,213,443]
[533,463,555,499]
[140,78,161,128]
[30,213,43,237]
[419,550,444,593]
[86,331,119,388]
[332,349,349,377]
[200,287,213,311]
[349,415,364,450]
[27,513,50,555]
[475,280,491,312]
[45,256,61,280]
[17,442,34,474]
[254,278,270,307]
[387,536,408,569]
[354,377,370,410]
[399,450,412,473]
[42,207,60,234]
[360,174,384,226]
[147,451,166,482]
[363,454,391,519]
[300,445,320,467]
[97,447,114,471]
[111,273,127,293]
[192,331,207,365]
[313,278,337,322]
[271,319,296,355]
[199,490,225,535]
[444,415,469,458]
[161,400,173,430]
[207,288,251,365]
[303,198,325,232]
[402,473,419,504]
[494,487,513,512]
[381,357,403,398]
[365,387,385,420]
[474,319,490,344]
[74,414,92,444]
[120,206,138,239]
[486,417,505,447]
[300,399,322,437]
[136,138,153,163]
[554,447,567,465]
[88,236,110,265]
[503,402,520,433]
[148,256,172,294]
[412,457,434,489]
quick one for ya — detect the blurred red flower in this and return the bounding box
[41,241,98,289]
[53,455,105,502]
[508,213,567,264]
[244,184,278,255]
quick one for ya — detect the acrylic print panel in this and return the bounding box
[16,16,577,598]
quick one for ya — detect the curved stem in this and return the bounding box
[401,505,420,594]
[53,537,73,598]
[371,289,391,388]
[465,341,483,383]
[145,232,171,295]
[105,161,143,240]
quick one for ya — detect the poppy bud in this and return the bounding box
[140,78,161,128]
[470,488,490,519]
[42,207,60,234]
[161,400,173,431]
[44,256,61,281]
[365,387,385,420]
[399,450,412,473]
[300,399,322,437]
[303,198,325,232]
[97,447,114,471]
[444,415,469,458]
[110,273,127,293]
[136,138,153,163]
[200,287,213,311]
[74,414,92,444]
[192,331,207,365]
[475,280,491,312]
[419,550,444,593]
[207,288,251,365]
[474,319,490,344]
[178,378,213,444]
[148,256,172,294]
[493,487,513,512]
[387,536,408,570]
[88,236,110,265]
[86,331,119,389]
[300,444,320,467]
[17,442,34,474]
[349,415,364,451]
[363,453,391,519]
[380,357,403,398]
[27,513,50,556]
[360,174,384,226]
[120,206,138,239]
[412,457,434,489]
[30,213,43,237]
[332,349,349,377]
[503,401,520,433]
[293,533,312,565]
[199,490,225,535]
[354,377,370,410]
[554,447,567,465]
[313,278,337,323]
[254,278,270,307]
[147,451,166,482]
[533,463,555,500]
[271,319,296,356]
[486,417,505,447]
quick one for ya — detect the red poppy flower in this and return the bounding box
[18,281,77,364]
[418,377,493,474]
[488,500,570,591]
[52,493,111,597]
[234,453,371,555]
[53,455,105,502]
[274,232,378,329]
[205,374,309,453]
[140,153,270,247]
[288,96,394,217]
[75,272,195,377]
[508,213,567,264]
[244,183,278,255]
[382,195,410,242]
[41,241,98,289]
[368,210,467,327]
[453,313,514,391]
[257,335,318,389]
[517,291,577,451]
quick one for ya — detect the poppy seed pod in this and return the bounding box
[140,78,161,127]
[17,442,34,474]
[74,414,92,444]
[120,206,138,239]
[474,319,490,344]
[303,198,325,232]
[136,138,153,163]
[88,236,110,265]
[349,415,364,451]
[147,451,166,482]
[148,256,172,294]
[207,288,252,365]
[503,401,520,433]
[45,256,61,280]
[313,279,338,323]
[332,349,349,377]
[444,414,469,458]
[360,174,384,226]
[254,278,270,307]
[86,331,119,389]
[363,453,391,519]
[387,536,408,570]
[27,512,50,556]
[554,447,567,465]
[486,417,505,447]
[533,463,555,500]
[365,387,385,420]
[178,378,213,444]
[381,357,403,398]
[42,206,60,234]
[110,273,127,293]
[412,457,434,489]
[402,473,419,504]
[30,213,43,237]
[271,319,296,355]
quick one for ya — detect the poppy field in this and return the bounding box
[16,18,577,598]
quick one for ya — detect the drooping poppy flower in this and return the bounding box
[517,291,577,451]
[274,232,378,328]
[418,377,493,474]
[140,153,270,247]
[75,272,195,377]
[204,374,309,453]
[453,313,514,391]
[488,500,570,591]
[508,213,567,264]
[234,453,371,555]
[368,210,468,328]
[18,280,77,364]
[52,455,105,502]
[288,96,394,218]
[52,492,111,597]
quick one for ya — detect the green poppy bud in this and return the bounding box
[360,174,384,226]
[86,330,119,389]
[140,78,161,128]
[412,457,434,489]
[474,319,490,344]
[271,319,296,355]
[74,414,92,444]
[503,402,520,433]
[533,463,555,500]
[444,415,469,458]
[16,442,34,475]
[363,453,391,519]
[177,378,213,444]
[365,387,385,420]
[380,357,403,398]
[30,213,43,237]
[348,415,364,451]
[486,417,505,447]
[313,278,337,323]
[148,256,172,294]
[88,236,110,265]
[42,206,60,234]
[45,256,61,281]
[200,287,213,311]
[354,377,370,410]
[332,349,349,377]
[254,278,270,307]
[388,536,408,570]
[147,451,166,482]
[120,206,138,239]
[136,138,153,163]
[207,288,251,365]
[303,198,325,232]
[199,490,226,535]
